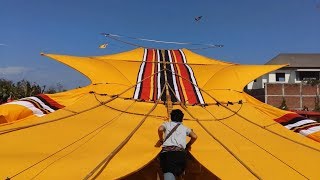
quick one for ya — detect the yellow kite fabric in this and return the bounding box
[1,48,320,180]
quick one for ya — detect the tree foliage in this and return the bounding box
[0,78,65,104]
[315,96,320,112]
[279,97,288,110]
[304,79,320,86]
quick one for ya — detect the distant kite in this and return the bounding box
[98,43,108,49]
[195,16,203,22]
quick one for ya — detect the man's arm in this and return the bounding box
[186,131,197,150]
[158,125,165,144]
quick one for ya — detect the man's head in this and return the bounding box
[170,109,184,122]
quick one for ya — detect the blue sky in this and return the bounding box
[1,0,320,89]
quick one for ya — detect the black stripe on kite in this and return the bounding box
[35,95,59,110]
[165,50,178,102]
[21,99,49,114]
[159,50,166,101]
[291,122,320,132]
[280,116,308,126]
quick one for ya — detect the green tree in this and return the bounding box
[43,83,66,94]
[0,79,65,103]
[15,80,42,99]
[0,78,15,103]
[305,79,320,86]
[315,96,320,112]
[279,97,288,110]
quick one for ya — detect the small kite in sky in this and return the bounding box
[195,16,203,22]
[98,43,108,49]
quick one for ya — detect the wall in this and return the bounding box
[247,69,296,90]
[268,70,293,83]
[247,75,267,90]
[265,83,319,110]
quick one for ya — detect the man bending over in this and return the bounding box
[158,109,198,180]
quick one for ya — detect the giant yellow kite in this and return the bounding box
[1,48,320,179]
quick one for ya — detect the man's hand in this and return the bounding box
[186,143,192,151]
[156,125,165,148]
[186,131,197,151]
[155,139,163,147]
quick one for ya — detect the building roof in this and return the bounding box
[265,54,320,67]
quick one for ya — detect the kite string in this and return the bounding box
[90,68,166,104]
[166,68,244,107]
[166,83,243,121]
[92,82,130,87]
[166,68,320,152]
[245,101,280,128]
[94,91,240,121]
[141,63,259,177]
[0,69,165,135]
[0,93,116,135]
[83,84,167,180]
[179,105,261,179]
[29,101,137,179]
[102,33,223,49]
[102,34,145,48]
[0,94,100,135]
[91,92,168,120]
[10,77,154,179]
[92,88,243,109]
[200,87,320,153]
[8,100,136,179]
[104,33,221,46]
[200,107,309,179]
[88,56,221,65]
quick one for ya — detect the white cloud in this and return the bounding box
[0,44,8,46]
[0,67,31,75]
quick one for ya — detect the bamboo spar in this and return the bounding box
[161,50,173,118]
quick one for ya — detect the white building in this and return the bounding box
[247,54,320,90]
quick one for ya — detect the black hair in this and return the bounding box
[170,109,184,122]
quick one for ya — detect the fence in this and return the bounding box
[265,83,320,110]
